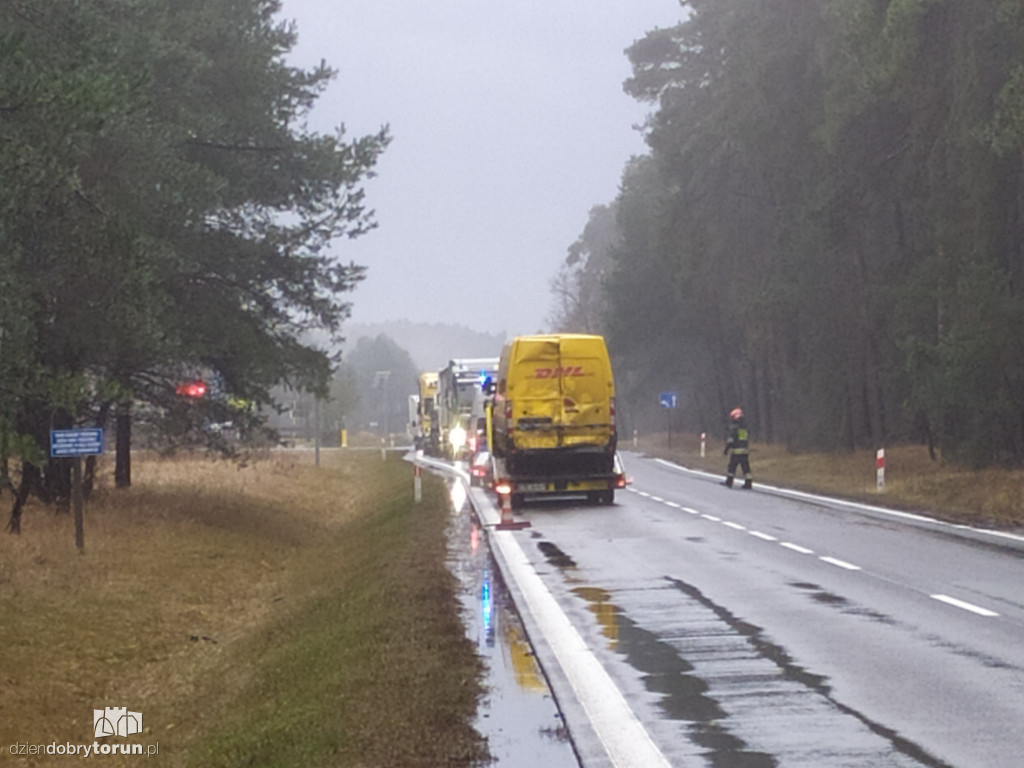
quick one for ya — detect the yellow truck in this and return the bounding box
[416,371,439,453]
[489,334,622,507]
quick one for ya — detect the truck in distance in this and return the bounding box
[437,357,499,460]
[415,371,439,454]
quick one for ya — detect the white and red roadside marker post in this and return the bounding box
[413,463,422,504]
[700,432,706,458]
[876,448,885,492]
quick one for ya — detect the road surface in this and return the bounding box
[459,451,1024,768]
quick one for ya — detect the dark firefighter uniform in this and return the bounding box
[724,412,752,489]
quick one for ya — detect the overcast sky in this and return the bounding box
[279,1,685,338]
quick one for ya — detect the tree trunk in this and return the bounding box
[115,402,131,489]
[84,401,112,497]
[7,461,40,534]
[50,409,74,514]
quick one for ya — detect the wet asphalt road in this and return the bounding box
[467,451,1024,768]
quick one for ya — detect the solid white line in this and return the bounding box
[750,531,777,541]
[651,457,1024,546]
[723,521,747,531]
[781,542,814,554]
[490,530,673,768]
[931,594,1000,617]
[820,556,861,571]
[455,469,674,766]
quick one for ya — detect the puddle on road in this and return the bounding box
[447,498,579,767]
[788,580,899,625]
[518,529,953,768]
[570,582,776,768]
[537,541,578,570]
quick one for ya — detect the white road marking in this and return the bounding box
[682,507,701,515]
[650,495,665,503]
[452,473,673,768]
[723,521,747,531]
[931,594,1000,617]
[820,556,861,571]
[781,542,814,554]
[664,501,681,509]
[750,531,777,541]
[652,457,1024,546]
[702,514,721,522]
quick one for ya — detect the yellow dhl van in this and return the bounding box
[490,334,620,505]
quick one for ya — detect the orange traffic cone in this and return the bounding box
[495,491,530,531]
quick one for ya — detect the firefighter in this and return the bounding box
[723,407,752,489]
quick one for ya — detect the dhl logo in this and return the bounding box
[533,366,586,378]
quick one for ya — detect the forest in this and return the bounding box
[551,0,1024,467]
[0,0,388,528]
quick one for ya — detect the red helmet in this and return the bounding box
[729,407,744,421]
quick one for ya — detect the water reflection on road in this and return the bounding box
[447,482,580,767]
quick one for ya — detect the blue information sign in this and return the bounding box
[50,429,105,458]
[659,392,678,409]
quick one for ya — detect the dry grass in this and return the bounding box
[0,450,486,767]
[635,434,1024,530]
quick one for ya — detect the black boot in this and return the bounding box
[724,476,734,488]
[743,478,752,489]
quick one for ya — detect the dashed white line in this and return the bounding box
[931,594,1000,617]
[781,542,815,554]
[652,456,1024,546]
[820,556,861,571]
[634,480,1003,624]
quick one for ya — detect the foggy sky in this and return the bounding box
[280,1,685,337]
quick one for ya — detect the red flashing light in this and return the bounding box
[176,380,207,399]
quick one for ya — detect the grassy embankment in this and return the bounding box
[636,434,1024,530]
[0,450,487,767]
